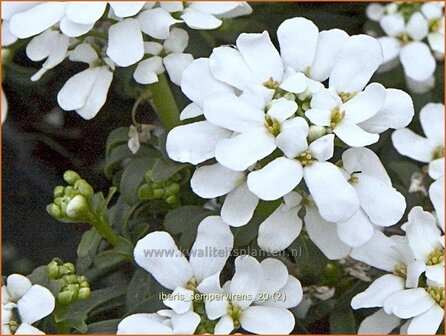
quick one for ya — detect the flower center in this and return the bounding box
[338,92,357,103]
[186,277,198,291]
[330,106,345,129]
[397,32,412,44]
[427,249,444,266]
[432,146,444,160]
[348,175,359,184]
[227,302,242,329]
[297,151,315,166]
[429,19,441,33]
[264,114,281,136]
[426,286,445,308]
[393,263,407,278]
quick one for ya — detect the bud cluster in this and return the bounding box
[47,259,91,305]
[47,171,94,221]
[138,170,182,205]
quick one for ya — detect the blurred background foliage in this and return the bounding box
[1,2,444,334]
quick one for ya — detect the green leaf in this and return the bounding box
[77,228,102,258]
[93,251,127,269]
[106,127,130,157]
[87,319,121,334]
[151,158,188,183]
[105,144,133,179]
[113,236,134,260]
[28,266,61,297]
[330,306,357,334]
[120,154,158,205]
[126,269,165,310]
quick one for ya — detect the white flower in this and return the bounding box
[392,103,444,180]
[422,2,444,58]
[117,309,200,335]
[57,43,114,120]
[198,256,302,334]
[133,216,233,315]
[1,87,7,124]
[2,274,55,335]
[133,28,193,86]
[429,176,444,231]
[191,163,259,227]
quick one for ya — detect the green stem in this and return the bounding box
[88,213,119,247]
[149,73,181,131]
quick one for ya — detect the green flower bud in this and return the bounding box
[58,290,76,305]
[63,274,78,284]
[64,186,77,198]
[308,125,327,143]
[165,183,180,197]
[63,170,81,185]
[66,195,89,219]
[138,184,154,199]
[78,287,91,300]
[63,263,76,274]
[47,203,62,219]
[53,186,65,198]
[144,170,153,182]
[74,179,94,198]
[282,92,296,101]
[151,182,161,189]
[79,281,89,288]
[47,261,60,279]
[77,275,87,283]
[153,188,165,198]
[171,173,182,182]
[165,195,178,205]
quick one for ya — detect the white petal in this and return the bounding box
[57,68,98,111]
[392,128,436,162]
[163,287,193,314]
[351,274,405,309]
[343,82,386,124]
[164,53,194,86]
[422,2,443,20]
[380,13,405,37]
[133,231,193,290]
[267,98,297,122]
[65,2,106,24]
[276,117,309,158]
[406,206,441,261]
[15,324,45,335]
[190,216,233,283]
[360,88,414,133]
[429,158,444,180]
[236,31,284,82]
[342,147,391,184]
[191,163,244,198]
[230,256,263,309]
[159,1,184,13]
[203,93,264,133]
[266,276,303,309]
[171,311,201,334]
[277,17,319,72]
[221,183,259,227]
[258,258,289,294]
[59,17,94,38]
[1,2,38,21]
[248,157,303,201]
[366,3,385,21]
[310,88,341,110]
[209,46,259,90]
[9,3,65,38]
[429,177,444,230]
[163,28,189,53]
[138,8,180,39]
[428,32,444,55]
[420,103,444,145]
[383,288,434,318]
[334,121,379,147]
[69,43,98,64]
[350,230,402,272]
[407,304,444,335]
[308,134,334,162]
[406,12,428,41]
[109,2,145,18]
[406,260,426,288]
[17,285,55,324]
[215,129,276,171]
[337,209,375,247]
[240,306,295,334]
[6,274,32,302]
[257,202,302,252]
[180,58,233,107]
[279,72,308,94]
[117,313,172,334]
[1,21,18,47]
[204,297,228,321]
[305,206,351,260]
[134,56,164,84]
[304,161,359,223]
[166,121,231,164]
[329,35,383,93]
[378,37,401,65]
[107,19,144,67]
[214,315,234,334]
[217,2,253,19]
[426,263,444,284]
[400,42,436,82]
[305,108,332,127]
[75,67,113,120]
[310,29,350,82]
[357,309,401,334]
[180,103,202,120]
[354,173,406,226]
[188,2,238,15]
[181,8,221,30]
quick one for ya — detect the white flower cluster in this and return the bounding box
[118,216,303,334]
[1,1,252,119]
[2,274,55,334]
[166,17,414,257]
[366,1,444,91]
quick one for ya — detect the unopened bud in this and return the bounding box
[308,125,326,143]
[66,195,89,218]
[58,290,76,305]
[78,287,91,300]
[153,188,165,198]
[165,183,180,197]
[47,261,60,279]
[144,170,153,182]
[53,186,65,198]
[63,274,78,284]
[47,203,62,219]
[63,170,81,185]
[138,184,154,199]
[165,195,178,205]
[75,179,94,198]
